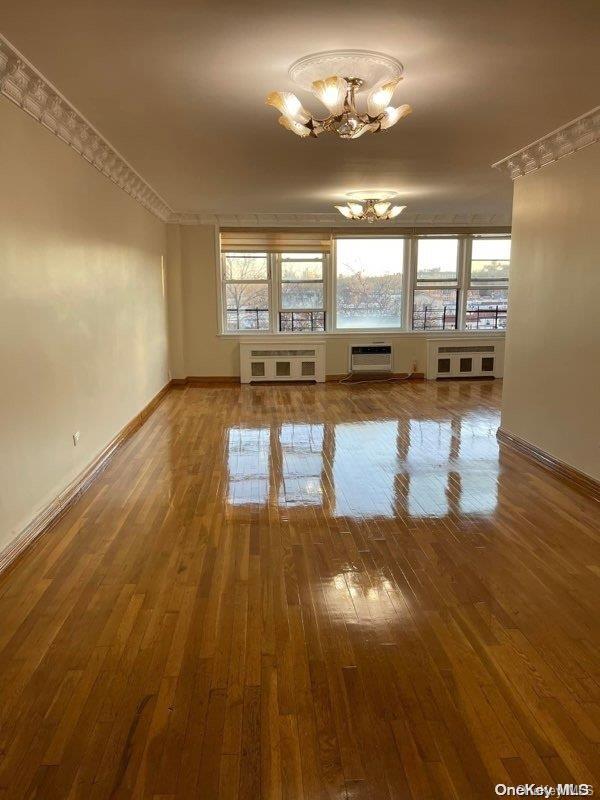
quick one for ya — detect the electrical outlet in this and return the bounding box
[73,431,80,446]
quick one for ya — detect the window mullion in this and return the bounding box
[458,236,471,331]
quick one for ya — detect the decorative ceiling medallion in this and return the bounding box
[493,106,600,179]
[335,190,406,222]
[288,49,403,91]
[267,49,411,140]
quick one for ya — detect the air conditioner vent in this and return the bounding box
[251,349,315,357]
[349,343,393,373]
[438,345,495,354]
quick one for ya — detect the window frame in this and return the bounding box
[221,250,273,334]
[463,234,511,331]
[411,235,463,332]
[276,251,328,333]
[218,232,511,336]
[332,235,409,333]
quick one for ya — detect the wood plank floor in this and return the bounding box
[0,380,599,799]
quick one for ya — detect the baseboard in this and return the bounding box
[326,372,425,382]
[0,381,172,578]
[170,376,240,387]
[497,428,600,502]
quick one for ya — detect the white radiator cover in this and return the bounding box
[426,337,505,379]
[240,339,326,383]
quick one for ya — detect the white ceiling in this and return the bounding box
[2,0,599,220]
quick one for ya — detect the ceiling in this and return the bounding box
[2,0,599,221]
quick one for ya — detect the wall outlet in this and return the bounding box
[72,431,80,446]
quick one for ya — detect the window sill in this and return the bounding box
[217,329,507,339]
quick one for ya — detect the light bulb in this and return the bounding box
[387,205,406,218]
[266,91,311,124]
[278,115,311,138]
[335,205,354,219]
[347,202,364,216]
[373,201,392,216]
[380,104,412,130]
[311,75,347,116]
[367,78,402,117]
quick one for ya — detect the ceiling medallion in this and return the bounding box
[266,49,412,140]
[335,190,406,222]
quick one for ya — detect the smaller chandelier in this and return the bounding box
[266,75,411,140]
[335,192,406,222]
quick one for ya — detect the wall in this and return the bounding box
[501,144,600,481]
[0,98,169,550]
[166,224,503,379]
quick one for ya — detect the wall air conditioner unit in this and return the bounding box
[240,340,326,384]
[426,337,505,379]
[349,342,393,373]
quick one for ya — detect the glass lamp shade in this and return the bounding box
[310,75,347,116]
[380,103,412,130]
[278,115,311,137]
[335,205,354,219]
[367,78,402,117]
[387,205,406,218]
[266,91,311,124]
[373,201,392,216]
[347,202,364,216]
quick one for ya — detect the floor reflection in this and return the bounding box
[224,383,501,519]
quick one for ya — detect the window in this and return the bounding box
[279,252,326,332]
[465,236,510,330]
[219,231,511,335]
[335,238,405,329]
[413,238,459,330]
[223,252,270,332]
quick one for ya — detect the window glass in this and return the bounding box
[224,253,268,281]
[465,288,508,330]
[470,238,511,281]
[225,283,270,331]
[336,238,404,329]
[279,252,325,332]
[416,238,459,283]
[413,289,458,330]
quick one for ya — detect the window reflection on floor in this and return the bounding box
[227,427,270,505]
[278,423,324,506]
[333,421,399,518]
[224,393,501,519]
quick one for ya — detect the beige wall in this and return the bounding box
[501,144,600,480]
[0,99,169,550]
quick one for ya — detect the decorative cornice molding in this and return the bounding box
[492,106,600,180]
[0,33,173,221]
[167,211,509,227]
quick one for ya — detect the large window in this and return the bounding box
[219,232,511,334]
[465,236,510,330]
[279,252,326,332]
[413,238,459,330]
[335,238,405,329]
[223,252,270,332]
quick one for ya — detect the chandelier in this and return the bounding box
[335,192,406,222]
[266,50,412,140]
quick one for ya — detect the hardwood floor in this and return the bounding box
[0,380,598,799]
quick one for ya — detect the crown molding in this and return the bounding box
[167,211,509,227]
[492,106,600,180]
[0,33,173,221]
